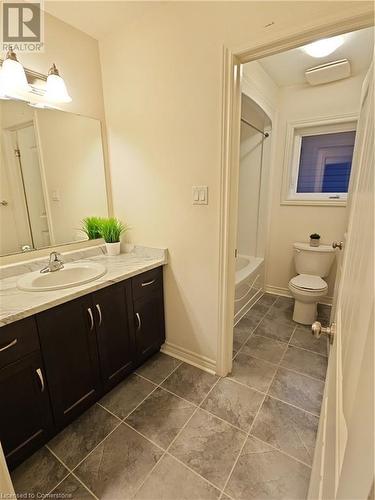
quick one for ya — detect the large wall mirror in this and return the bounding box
[0,100,108,256]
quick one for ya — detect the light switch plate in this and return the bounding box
[52,189,60,201]
[192,186,208,205]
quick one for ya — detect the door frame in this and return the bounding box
[2,127,33,250]
[216,9,374,376]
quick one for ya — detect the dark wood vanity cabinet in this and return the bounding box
[0,318,53,468]
[92,281,136,391]
[0,266,165,470]
[132,267,165,362]
[36,295,101,429]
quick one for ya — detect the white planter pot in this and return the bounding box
[105,242,121,256]
[310,239,320,247]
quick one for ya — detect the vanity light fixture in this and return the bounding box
[302,35,345,58]
[0,49,72,105]
[0,69,10,99]
[1,48,31,95]
[45,63,72,103]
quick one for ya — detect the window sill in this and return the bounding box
[281,198,347,207]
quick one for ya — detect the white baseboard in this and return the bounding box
[265,285,292,298]
[265,284,333,305]
[161,341,216,375]
[162,284,333,377]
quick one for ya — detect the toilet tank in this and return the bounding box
[293,242,335,277]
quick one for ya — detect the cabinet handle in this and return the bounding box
[141,279,155,287]
[87,307,94,331]
[136,312,142,331]
[95,304,102,326]
[0,338,17,352]
[36,368,45,392]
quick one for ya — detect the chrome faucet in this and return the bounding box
[40,251,64,274]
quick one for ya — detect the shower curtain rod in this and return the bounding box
[241,117,270,138]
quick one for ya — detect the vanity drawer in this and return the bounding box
[132,267,163,301]
[0,317,40,369]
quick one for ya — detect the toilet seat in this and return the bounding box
[290,274,327,292]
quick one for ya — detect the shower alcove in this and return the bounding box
[234,93,272,323]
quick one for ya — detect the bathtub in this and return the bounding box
[234,255,264,324]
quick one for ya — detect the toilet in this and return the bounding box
[288,242,335,325]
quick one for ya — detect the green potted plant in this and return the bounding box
[100,217,129,256]
[310,233,321,247]
[81,216,104,240]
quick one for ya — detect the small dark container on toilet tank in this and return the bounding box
[310,233,321,247]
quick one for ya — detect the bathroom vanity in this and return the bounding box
[0,64,170,473]
[0,75,170,473]
[0,248,167,470]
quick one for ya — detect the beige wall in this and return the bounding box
[19,12,105,120]
[99,1,372,363]
[266,73,365,299]
[0,11,108,265]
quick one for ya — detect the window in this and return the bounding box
[282,118,357,205]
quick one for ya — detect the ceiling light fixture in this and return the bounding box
[302,35,345,58]
[1,48,31,95]
[45,63,72,103]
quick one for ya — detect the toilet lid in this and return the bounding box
[291,274,327,291]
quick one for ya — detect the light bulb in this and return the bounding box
[1,49,31,95]
[302,35,345,58]
[0,68,10,99]
[45,64,72,103]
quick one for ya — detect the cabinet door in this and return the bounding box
[133,271,165,362]
[37,295,101,429]
[93,282,135,392]
[0,352,53,470]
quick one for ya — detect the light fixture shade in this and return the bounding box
[1,57,31,94]
[45,65,72,103]
[0,68,9,99]
[302,35,345,58]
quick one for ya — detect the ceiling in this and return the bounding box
[43,1,139,40]
[43,4,373,89]
[256,27,374,87]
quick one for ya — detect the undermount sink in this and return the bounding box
[17,262,107,292]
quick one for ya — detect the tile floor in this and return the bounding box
[11,294,330,500]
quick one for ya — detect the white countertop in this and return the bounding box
[0,246,167,327]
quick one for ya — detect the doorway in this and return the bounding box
[216,12,373,376]
[1,118,50,255]
[217,14,374,500]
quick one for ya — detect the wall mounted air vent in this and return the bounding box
[305,59,351,86]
